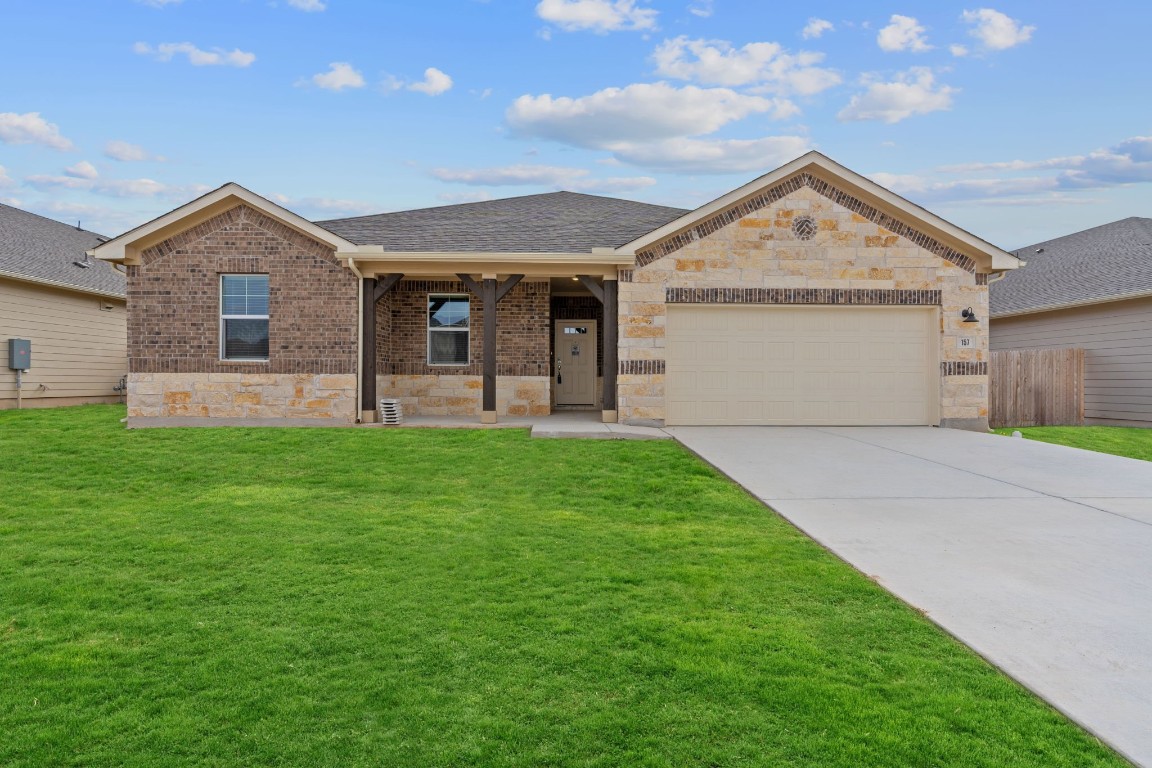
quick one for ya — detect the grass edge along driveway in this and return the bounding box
[994,425,1152,462]
[0,406,1126,767]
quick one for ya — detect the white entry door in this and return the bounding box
[555,320,597,405]
[665,305,938,426]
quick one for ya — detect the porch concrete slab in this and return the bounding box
[531,421,670,440]
[664,426,1041,500]
[667,426,1152,766]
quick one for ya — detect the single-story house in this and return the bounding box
[1,203,127,409]
[91,151,1020,430]
[991,217,1152,426]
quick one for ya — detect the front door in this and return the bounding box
[554,320,597,405]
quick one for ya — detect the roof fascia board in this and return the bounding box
[354,260,624,279]
[90,183,357,264]
[991,289,1152,319]
[343,250,635,265]
[0,269,127,301]
[617,151,1022,273]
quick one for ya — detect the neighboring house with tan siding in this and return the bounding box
[91,151,1021,430]
[0,204,127,409]
[991,217,1152,426]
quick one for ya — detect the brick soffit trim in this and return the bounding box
[619,359,986,377]
[665,288,942,306]
[635,172,979,274]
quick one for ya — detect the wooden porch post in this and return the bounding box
[361,277,377,418]
[602,277,618,423]
[481,277,497,423]
[457,273,524,424]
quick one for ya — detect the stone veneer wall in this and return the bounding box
[128,372,356,422]
[618,183,989,429]
[376,279,551,415]
[125,204,359,424]
[377,374,550,417]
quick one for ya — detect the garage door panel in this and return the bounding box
[665,305,938,426]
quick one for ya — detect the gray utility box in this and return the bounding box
[8,339,30,370]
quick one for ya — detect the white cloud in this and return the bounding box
[0,112,74,151]
[837,68,955,123]
[687,0,713,18]
[104,140,164,162]
[866,135,1152,207]
[287,0,326,10]
[606,135,811,174]
[431,163,655,192]
[0,196,22,207]
[535,0,657,33]
[65,161,99,180]
[271,194,381,217]
[24,164,209,200]
[961,8,1034,51]
[136,0,183,6]
[508,82,796,149]
[304,62,365,91]
[877,15,932,53]
[437,191,496,204]
[653,36,840,95]
[801,18,833,40]
[950,44,969,57]
[408,67,453,96]
[0,165,15,188]
[133,42,256,67]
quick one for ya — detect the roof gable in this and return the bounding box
[620,151,1021,274]
[991,217,1152,317]
[90,183,357,265]
[0,203,124,298]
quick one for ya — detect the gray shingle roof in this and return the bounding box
[990,217,1152,317]
[0,203,125,297]
[316,191,689,252]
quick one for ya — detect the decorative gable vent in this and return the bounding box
[792,215,817,241]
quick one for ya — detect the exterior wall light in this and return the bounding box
[962,307,979,323]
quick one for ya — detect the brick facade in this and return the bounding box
[125,204,358,425]
[375,278,552,414]
[128,204,357,375]
[618,183,990,430]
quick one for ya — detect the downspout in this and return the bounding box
[347,257,364,424]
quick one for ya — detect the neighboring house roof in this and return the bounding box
[316,191,689,252]
[0,203,125,298]
[991,217,1152,317]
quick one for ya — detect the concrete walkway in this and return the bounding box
[666,426,1152,766]
[374,411,670,440]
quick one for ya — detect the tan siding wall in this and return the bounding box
[990,296,1152,425]
[0,278,127,407]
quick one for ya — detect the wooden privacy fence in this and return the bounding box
[989,348,1084,428]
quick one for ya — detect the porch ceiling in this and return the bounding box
[346,252,631,279]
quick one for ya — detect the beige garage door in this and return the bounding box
[666,305,939,426]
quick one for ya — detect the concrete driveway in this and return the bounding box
[666,426,1152,766]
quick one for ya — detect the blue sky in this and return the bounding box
[1,0,1149,248]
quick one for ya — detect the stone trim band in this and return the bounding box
[665,287,942,305]
[384,362,549,377]
[942,361,988,376]
[619,359,665,375]
[636,173,978,273]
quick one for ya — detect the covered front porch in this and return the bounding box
[349,251,632,425]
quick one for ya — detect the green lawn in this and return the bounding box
[0,406,1123,767]
[994,425,1152,462]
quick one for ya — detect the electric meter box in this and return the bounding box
[7,338,30,370]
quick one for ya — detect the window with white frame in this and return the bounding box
[220,275,269,360]
[428,294,469,365]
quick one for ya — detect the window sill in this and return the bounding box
[219,359,270,364]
